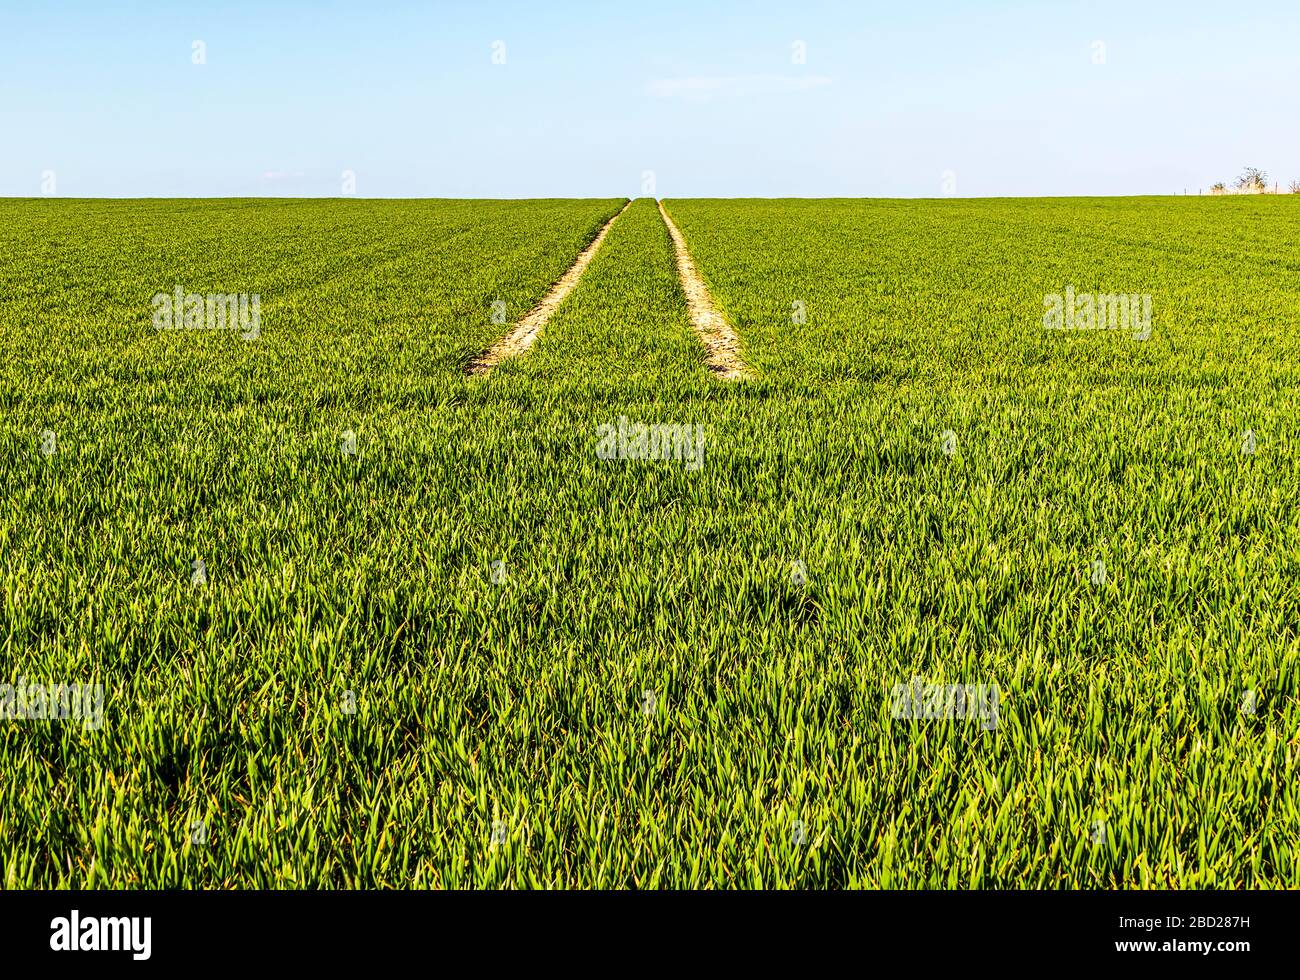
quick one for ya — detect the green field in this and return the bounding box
[2,195,1298,888]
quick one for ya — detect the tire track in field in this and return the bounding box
[657,200,747,380]
[467,201,630,375]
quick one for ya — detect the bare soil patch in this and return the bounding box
[658,200,747,380]
[467,201,630,375]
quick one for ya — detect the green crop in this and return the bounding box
[1,195,1297,888]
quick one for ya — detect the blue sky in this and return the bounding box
[2,0,1296,197]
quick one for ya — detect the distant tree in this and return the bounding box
[1211,182,1226,194]
[1291,180,1300,194]
[1236,167,1268,192]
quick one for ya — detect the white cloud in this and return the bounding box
[647,74,832,102]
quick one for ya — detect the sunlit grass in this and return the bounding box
[1,195,1297,888]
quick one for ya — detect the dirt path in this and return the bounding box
[657,200,747,381]
[467,201,630,375]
